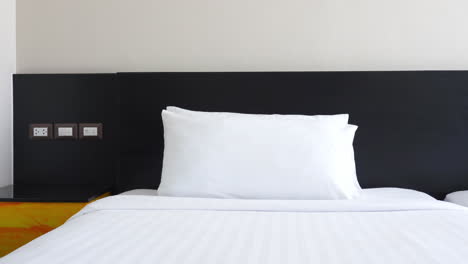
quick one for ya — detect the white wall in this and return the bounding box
[16,0,468,73]
[0,0,15,186]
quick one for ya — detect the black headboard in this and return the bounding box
[14,74,119,189]
[118,71,468,199]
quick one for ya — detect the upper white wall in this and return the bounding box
[17,0,468,73]
[0,0,15,187]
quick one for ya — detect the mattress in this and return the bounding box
[2,194,468,264]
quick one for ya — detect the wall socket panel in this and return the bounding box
[29,124,53,140]
[30,123,103,140]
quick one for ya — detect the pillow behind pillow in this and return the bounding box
[336,124,361,197]
[159,110,360,200]
[445,191,468,207]
[166,106,349,126]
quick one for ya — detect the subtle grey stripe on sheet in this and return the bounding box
[4,209,468,264]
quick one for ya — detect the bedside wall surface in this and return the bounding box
[13,74,119,188]
[15,0,468,73]
[0,0,16,187]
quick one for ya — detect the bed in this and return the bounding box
[6,71,468,263]
[2,188,468,264]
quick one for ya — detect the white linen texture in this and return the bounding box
[159,108,360,200]
[2,195,468,264]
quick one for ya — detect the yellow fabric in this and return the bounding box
[0,193,110,256]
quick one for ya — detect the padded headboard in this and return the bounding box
[118,71,468,199]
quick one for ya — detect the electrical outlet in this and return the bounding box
[33,127,48,137]
[29,124,53,140]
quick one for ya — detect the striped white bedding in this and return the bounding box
[3,195,468,264]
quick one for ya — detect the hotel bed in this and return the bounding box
[2,188,468,264]
[7,72,468,263]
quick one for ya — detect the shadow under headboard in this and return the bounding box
[117,71,468,199]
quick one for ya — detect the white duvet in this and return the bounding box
[3,194,468,264]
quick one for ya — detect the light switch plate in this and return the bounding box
[54,123,77,139]
[83,127,98,136]
[59,127,73,136]
[29,124,53,140]
[79,123,103,139]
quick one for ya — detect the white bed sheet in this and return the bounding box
[2,194,468,264]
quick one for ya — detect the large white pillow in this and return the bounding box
[159,110,360,200]
[165,106,361,196]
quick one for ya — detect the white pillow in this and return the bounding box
[166,106,349,126]
[159,110,360,200]
[166,106,361,196]
[445,191,468,207]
